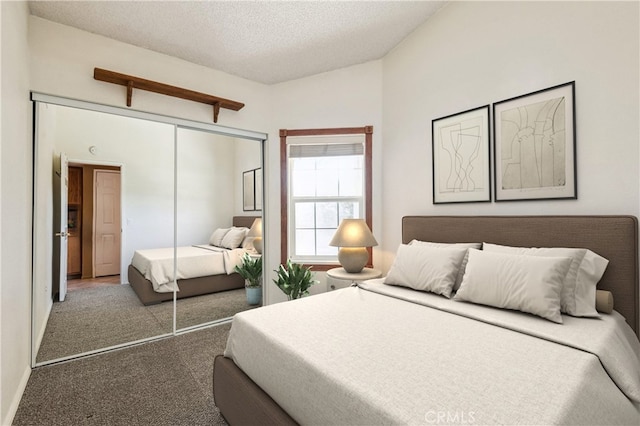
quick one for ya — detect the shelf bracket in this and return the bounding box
[213,102,220,123]
[93,67,244,123]
[126,80,133,107]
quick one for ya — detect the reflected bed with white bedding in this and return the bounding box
[214,215,640,425]
[128,216,258,305]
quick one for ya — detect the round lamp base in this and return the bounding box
[338,247,368,273]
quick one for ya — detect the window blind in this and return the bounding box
[288,143,364,158]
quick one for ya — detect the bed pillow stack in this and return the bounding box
[382,240,609,323]
[208,227,249,249]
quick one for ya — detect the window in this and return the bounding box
[280,127,373,270]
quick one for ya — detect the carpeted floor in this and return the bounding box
[14,323,231,426]
[37,284,256,363]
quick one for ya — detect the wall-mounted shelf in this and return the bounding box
[93,67,244,123]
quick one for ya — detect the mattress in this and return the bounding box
[130,245,246,292]
[224,280,640,425]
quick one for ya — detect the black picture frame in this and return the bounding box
[493,81,576,202]
[431,105,491,204]
[242,168,262,211]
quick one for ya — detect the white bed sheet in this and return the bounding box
[224,280,640,425]
[130,245,245,293]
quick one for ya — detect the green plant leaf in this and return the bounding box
[234,253,262,287]
[273,259,315,299]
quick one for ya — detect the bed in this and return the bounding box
[213,215,640,425]
[128,216,259,305]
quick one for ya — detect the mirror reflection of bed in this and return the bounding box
[32,99,264,365]
[128,216,261,330]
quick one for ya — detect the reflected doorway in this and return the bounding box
[65,162,122,286]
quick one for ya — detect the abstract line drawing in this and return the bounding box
[500,96,565,190]
[432,105,490,204]
[493,82,576,201]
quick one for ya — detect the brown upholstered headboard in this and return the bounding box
[233,215,260,228]
[402,215,639,337]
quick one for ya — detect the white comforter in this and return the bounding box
[130,245,246,293]
[224,279,640,425]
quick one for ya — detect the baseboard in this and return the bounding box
[2,364,31,426]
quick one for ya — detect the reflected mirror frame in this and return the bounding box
[30,92,267,367]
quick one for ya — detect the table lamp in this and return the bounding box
[329,219,377,273]
[249,218,263,254]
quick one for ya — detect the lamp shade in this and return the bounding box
[249,218,263,254]
[248,218,262,237]
[329,219,378,248]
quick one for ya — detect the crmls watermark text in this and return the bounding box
[424,410,476,424]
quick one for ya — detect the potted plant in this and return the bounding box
[273,259,316,300]
[235,253,263,305]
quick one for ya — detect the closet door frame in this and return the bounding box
[30,92,267,367]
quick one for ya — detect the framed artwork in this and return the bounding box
[243,168,262,211]
[254,168,262,211]
[432,105,491,204]
[493,81,576,201]
[243,169,255,211]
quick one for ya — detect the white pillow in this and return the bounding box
[483,243,609,317]
[383,244,467,298]
[455,249,571,323]
[409,240,481,291]
[209,228,230,247]
[221,227,248,249]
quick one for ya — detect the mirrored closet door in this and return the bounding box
[31,94,266,366]
[173,127,263,331]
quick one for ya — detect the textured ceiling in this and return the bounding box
[28,1,446,85]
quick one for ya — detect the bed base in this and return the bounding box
[213,356,297,425]
[213,215,639,425]
[128,264,245,305]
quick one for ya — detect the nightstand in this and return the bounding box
[326,267,382,291]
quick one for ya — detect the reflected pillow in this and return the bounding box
[221,227,248,249]
[455,249,571,323]
[483,243,609,317]
[384,244,467,298]
[209,228,230,247]
[409,240,481,291]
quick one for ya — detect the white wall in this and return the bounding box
[380,1,640,271]
[1,2,33,424]
[176,128,239,245]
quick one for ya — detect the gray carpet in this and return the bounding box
[14,323,231,426]
[37,285,256,363]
